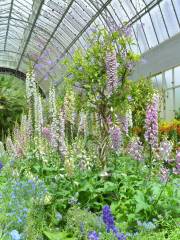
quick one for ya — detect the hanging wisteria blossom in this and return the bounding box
[106,50,119,96]
[109,126,122,152]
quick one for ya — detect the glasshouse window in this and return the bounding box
[0,1,179,239]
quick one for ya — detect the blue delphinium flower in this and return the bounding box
[88,231,99,240]
[102,205,115,233]
[102,205,126,240]
[10,230,21,240]
[0,161,3,170]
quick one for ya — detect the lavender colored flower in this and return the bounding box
[160,167,169,182]
[110,126,122,152]
[88,231,99,240]
[120,25,132,37]
[144,94,159,148]
[106,50,119,96]
[173,151,180,175]
[128,137,144,161]
[118,115,128,135]
[126,61,135,72]
[115,232,127,240]
[42,127,52,141]
[127,95,133,101]
[159,139,173,162]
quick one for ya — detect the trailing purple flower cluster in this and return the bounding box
[127,137,144,161]
[106,50,119,96]
[109,126,122,152]
[144,94,159,148]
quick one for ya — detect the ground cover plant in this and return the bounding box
[0,27,179,240]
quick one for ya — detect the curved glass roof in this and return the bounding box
[0,0,180,91]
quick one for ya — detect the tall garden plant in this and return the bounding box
[63,28,140,167]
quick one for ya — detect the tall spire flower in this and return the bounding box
[34,90,43,137]
[106,50,119,96]
[102,205,126,240]
[25,70,36,104]
[144,94,159,148]
[49,85,58,149]
[58,107,67,159]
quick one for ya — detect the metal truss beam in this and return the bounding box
[40,0,113,81]
[33,0,75,67]
[16,0,45,71]
[4,0,14,51]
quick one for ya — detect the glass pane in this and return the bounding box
[160,0,179,37]
[156,74,163,88]
[166,89,174,119]
[141,13,158,48]
[134,20,149,52]
[172,0,180,22]
[150,6,169,43]
[165,69,173,88]
[174,66,180,86]
[175,88,180,111]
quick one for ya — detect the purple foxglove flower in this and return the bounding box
[173,151,180,175]
[42,127,52,141]
[160,167,169,182]
[159,140,173,162]
[144,94,159,148]
[127,137,144,161]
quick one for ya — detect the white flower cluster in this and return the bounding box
[34,91,43,137]
[58,108,67,158]
[49,85,58,149]
[26,70,36,103]
[0,141,5,157]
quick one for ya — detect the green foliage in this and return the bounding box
[44,230,75,240]
[131,77,154,133]
[0,75,26,139]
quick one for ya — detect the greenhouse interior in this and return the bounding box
[0,0,180,239]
